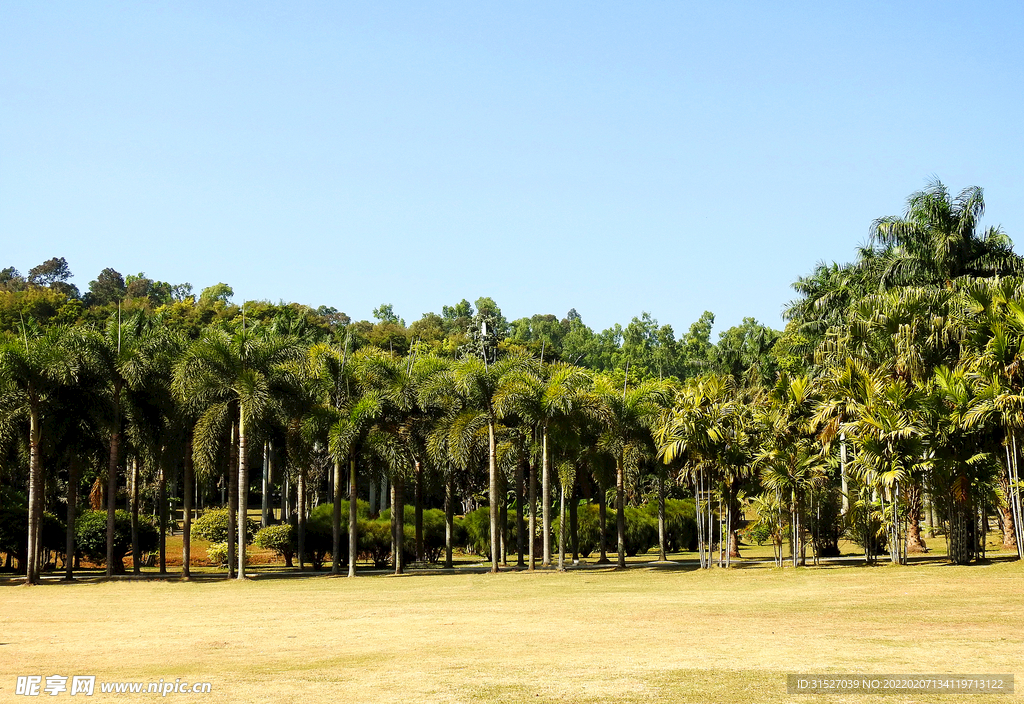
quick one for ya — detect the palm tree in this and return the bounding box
[927,364,1000,564]
[866,180,1022,290]
[960,277,1024,557]
[173,326,298,579]
[846,376,927,565]
[0,325,82,583]
[92,310,168,578]
[658,374,739,568]
[812,358,876,515]
[594,373,667,568]
[421,352,534,572]
[493,361,593,568]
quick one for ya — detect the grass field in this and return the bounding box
[3,552,1022,703]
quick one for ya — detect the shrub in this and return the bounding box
[193,508,258,544]
[75,509,157,573]
[642,498,698,552]
[0,507,65,570]
[303,503,347,570]
[552,502,601,557]
[206,542,250,567]
[254,524,296,567]
[743,521,774,546]
[358,520,392,568]
[419,508,447,563]
[622,506,658,556]
[459,507,492,557]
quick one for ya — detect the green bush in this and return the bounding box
[376,505,455,564]
[206,542,250,567]
[75,509,157,572]
[552,502,601,557]
[743,521,774,546]
[622,506,658,556]
[642,498,698,552]
[358,520,392,568]
[419,508,447,563]
[459,507,492,557]
[0,507,65,570]
[254,524,296,566]
[193,508,258,544]
[303,503,348,570]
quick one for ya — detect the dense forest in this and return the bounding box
[3,179,1023,583]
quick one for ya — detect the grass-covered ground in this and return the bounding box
[3,548,1022,703]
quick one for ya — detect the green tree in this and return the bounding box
[594,373,668,568]
[173,327,299,579]
[0,326,83,583]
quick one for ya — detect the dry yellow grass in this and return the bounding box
[2,558,1022,703]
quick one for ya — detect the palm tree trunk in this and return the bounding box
[348,455,358,578]
[64,456,80,581]
[557,483,566,572]
[393,474,405,575]
[905,481,926,553]
[444,472,454,569]
[297,466,306,569]
[658,473,666,561]
[499,473,508,567]
[182,432,193,579]
[237,413,249,580]
[1000,471,1018,551]
[158,458,167,574]
[515,460,525,567]
[597,487,608,564]
[1008,433,1024,558]
[331,455,343,576]
[791,486,798,568]
[26,401,42,584]
[227,419,238,579]
[616,453,626,569]
[840,434,849,514]
[131,456,140,575]
[415,460,424,563]
[528,459,538,571]
[261,442,270,529]
[105,382,122,578]
[488,420,499,573]
[696,475,705,569]
[569,484,579,564]
[542,426,551,567]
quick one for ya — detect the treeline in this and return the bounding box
[2,179,1024,584]
[0,257,781,381]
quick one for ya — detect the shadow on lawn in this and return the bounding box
[4,550,1019,585]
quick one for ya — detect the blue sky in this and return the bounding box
[2,2,1022,337]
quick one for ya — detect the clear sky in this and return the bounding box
[2,2,1022,337]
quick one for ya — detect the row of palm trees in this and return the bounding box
[3,179,1023,581]
[2,311,681,582]
[5,277,1024,583]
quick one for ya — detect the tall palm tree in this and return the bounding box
[927,364,999,564]
[422,352,534,573]
[0,325,83,583]
[173,326,298,579]
[960,277,1024,557]
[493,361,593,568]
[866,180,1022,290]
[846,376,927,565]
[659,374,752,568]
[91,310,168,578]
[594,373,667,568]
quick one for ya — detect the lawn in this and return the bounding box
[3,554,1022,703]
